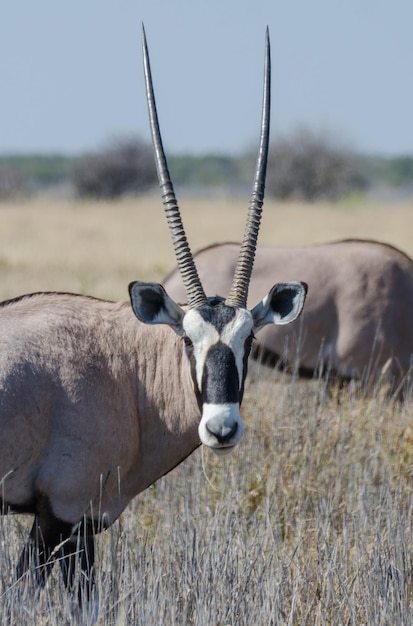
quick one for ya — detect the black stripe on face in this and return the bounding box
[239,333,253,404]
[201,342,239,404]
[197,300,236,333]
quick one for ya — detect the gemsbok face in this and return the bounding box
[0,25,306,610]
[129,282,305,454]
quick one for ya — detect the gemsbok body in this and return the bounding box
[0,27,306,605]
[164,239,413,394]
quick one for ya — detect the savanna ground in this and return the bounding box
[0,195,412,625]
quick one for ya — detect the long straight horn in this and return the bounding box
[225,28,271,308]
[142,24,207,309]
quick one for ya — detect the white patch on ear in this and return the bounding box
[129,281,185,335]
[251,282,307,331]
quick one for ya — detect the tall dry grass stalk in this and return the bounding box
[0,196,412,623]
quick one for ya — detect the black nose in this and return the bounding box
[206,417,238,444]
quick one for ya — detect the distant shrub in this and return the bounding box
[366,155,413,188]
[0,168,27,199]
[267,127,367,201]
[71,137,156,199]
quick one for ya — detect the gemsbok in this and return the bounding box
[0,26,307,605]
[164,239,413,395]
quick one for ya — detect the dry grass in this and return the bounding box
[0,194,412,301]
[0,195,412,624]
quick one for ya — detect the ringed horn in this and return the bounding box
[142,24,271,309]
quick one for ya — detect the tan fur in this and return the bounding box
[0,293,199,525]
[163,240,413,389]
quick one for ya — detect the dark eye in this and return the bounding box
[183,335,193,349]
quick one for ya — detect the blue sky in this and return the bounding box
[1,1,412,156]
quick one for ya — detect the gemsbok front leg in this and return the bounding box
[16,497,96,604]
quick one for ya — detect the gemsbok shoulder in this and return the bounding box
[0,26,307,605]
[164,239,413,395]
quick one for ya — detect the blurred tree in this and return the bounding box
[267,127,367,201]
[0,168,27,199]
[71,137,156,199]
[169,154,240,186]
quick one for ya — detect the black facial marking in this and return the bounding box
[202,343,240,404]
[239,333,254,403]
[197,301,236,333]
[184,299,252,410]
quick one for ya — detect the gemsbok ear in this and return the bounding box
[129,281,185,334]
[251,282,308,331]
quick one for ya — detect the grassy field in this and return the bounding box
[0,195,413,624]
[0,194,412,301]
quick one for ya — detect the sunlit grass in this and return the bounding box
[0,195,412,301]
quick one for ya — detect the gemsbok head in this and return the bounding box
[0,25,306,610]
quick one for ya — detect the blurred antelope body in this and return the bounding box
[164,239,413,391]
[0,26,306,607]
